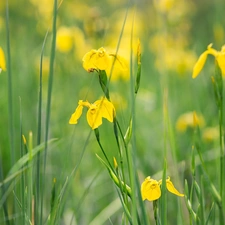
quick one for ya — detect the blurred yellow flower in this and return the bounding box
[69,97,115,129]
[154,0,175,13]
[141,176,184,201]
[56,27,74,53]
[203,127,219,142]
[149,35,196,75]
[0,47,6,73]
[176,111,205,132]
[82,47,128,80]
[193,43,225,78]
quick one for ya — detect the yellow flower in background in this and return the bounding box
[203,126,219,142]
[56,26,74,53]
[193,43,225,78]
[141,176,184,201]
[69,97,115,129]
[0,47,6,73]
[154,0,175,13]
[105,53,129,81]
[82,47,128,79]
[176,111,205,133]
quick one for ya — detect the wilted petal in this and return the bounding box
[141,176,161,201]
[166,177,184,197]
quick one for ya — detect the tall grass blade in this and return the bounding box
[35,29,49,225]
[5,0,14,166]
[41,0,58,222]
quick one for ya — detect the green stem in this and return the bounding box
[113,119,129,207]
[94,129,114,172]
[35,30,48,225]
[41,0,57,223]
[153,200,160,225]
[218,105,224,223]
[5,0,14,166]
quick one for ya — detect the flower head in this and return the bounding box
[141,176,184,201]
[0,47,6,73]
[193,43,225,78]
[82,47,128,80]
[69,97,115,129]
[83,47,111,71]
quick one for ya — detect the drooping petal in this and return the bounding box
[94,98,115,122]
[192,51,209,78]
[166,177,184,197]
[86,104,103,129]
[0,47,6,72]
[216,53,225,75]
[69,100,90,124]
[141,176,161,201]
[69,104,84,124]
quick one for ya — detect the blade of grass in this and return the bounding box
[5,0,14,166]
[41,0,58,223]
[35,29,49,225]
[0,154,10,225]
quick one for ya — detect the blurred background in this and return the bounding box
[0,0,225,224]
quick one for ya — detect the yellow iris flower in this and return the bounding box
[69,97,115,129]
[82,47,128,75]
[0,47,6,73]
[141,176,184,201]
[192,43,225,78]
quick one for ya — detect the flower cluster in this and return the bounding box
[141,176,184,201]
[69,47,128,129]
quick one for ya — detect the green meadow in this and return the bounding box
[0,0,225,224]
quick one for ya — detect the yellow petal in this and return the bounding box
[192,51,208,78]
[86,104,103,129]
[82,47,111,71]
[141,176,161,201]
[0,47,6,72]
[166,177,184,197]
[94,98,115,122]
[216,53,225,75]
[82,49,98,71]
[69,100,84,124]
[94,47,111,70]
